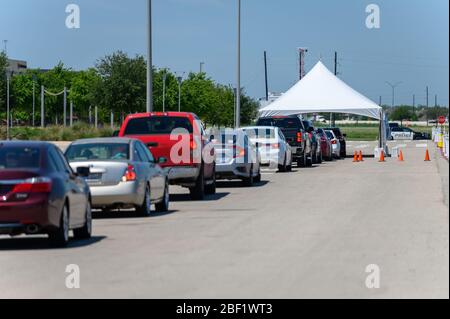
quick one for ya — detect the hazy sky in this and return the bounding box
[1,0,449,106]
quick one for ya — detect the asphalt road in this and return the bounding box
[0,141,448,298]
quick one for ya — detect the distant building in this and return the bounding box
[6,59,28,75]
[259,92,284,109]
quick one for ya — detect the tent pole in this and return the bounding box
[379,110,383,149]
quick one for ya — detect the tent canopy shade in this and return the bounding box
[259,61,382,120]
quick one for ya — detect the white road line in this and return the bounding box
[416,144,428,148]
[354,144,370,149]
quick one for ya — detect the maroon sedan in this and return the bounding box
[0,141,92,247]
[316,129,333,161]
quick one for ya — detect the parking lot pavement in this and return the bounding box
[0,141,448,298]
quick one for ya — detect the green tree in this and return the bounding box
[389,105,417,124]
[94,51,146,119]
[69,69,102,122]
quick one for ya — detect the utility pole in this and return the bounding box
[236,0,241,128]
[70,100,74,127]
[63,87,67,127]
[334,51,338,76]
[41,85,45,128]
[2,40,8,54]
[146,0,153,113]
[32,75,36,127]
[386,81,402,108]
[435,94,438,107]
[200,62,205,73]
[6,72,10,140]
[426,86,429,126]
[162,71,167,112]
[413,94,416,116]
[177,76,183,112]
[298,48,308,80]
[94,106,98,128]
[264,51,269,101]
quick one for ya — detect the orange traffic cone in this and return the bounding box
[358,150,364,162]
[353,151,359,162]
[424,149,431,162]
[398,150,404,162]
[379,150,385,162]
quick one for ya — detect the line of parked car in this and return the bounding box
[0,112,347,247]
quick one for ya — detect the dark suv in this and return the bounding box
[256,116,311,167]
[322,127,347,157]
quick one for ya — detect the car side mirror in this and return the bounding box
[158,157,167,164]
[76,167,90,178]
[112,130,120,137]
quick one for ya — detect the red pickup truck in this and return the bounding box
[118,112,216,200]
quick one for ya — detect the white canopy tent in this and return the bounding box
[259,61,388,153]
[259,61,382,120]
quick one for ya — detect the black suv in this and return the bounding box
[256,116,311,167]
[322,127,347,157]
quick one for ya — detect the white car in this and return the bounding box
[324,130,341,159]
[240,126,293,171]
[210,130,262,186]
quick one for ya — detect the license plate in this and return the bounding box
[87,173,102,180]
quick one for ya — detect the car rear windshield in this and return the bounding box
[66,143,130,161]
[325,131,334,139]
[257,117,302,129]
[124,117,193,135]
[0,146,40,169]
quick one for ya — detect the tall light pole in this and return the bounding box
[146,0,153,113]
[200,62,205,73]
[6,71,11,140]
[385,81,402,107]
[235,0,241,128]
[177,76,183,112]
[162,70,167,112]
[32,74,36,127]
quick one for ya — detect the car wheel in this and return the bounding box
[317,152,323,164]
[155,181,170,212]
[190,167,205,200]
[49,204,70,247]
[136,185,152,217]
[254,165,262,183]
[73,199,92,240]
[297,152,306,167]
[243,165,254,186]
[278,155,287,172]
[205,165,217,195]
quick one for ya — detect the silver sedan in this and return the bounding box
[209,129,261,186]
[65,138,169,216]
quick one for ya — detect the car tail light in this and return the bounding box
[11,177,52,194]
[271,143,280,149]
[233,146,246,158]
[122,164,137,182]
[296,132,302,143]
[190,140,197,150]
[331,140,337,145]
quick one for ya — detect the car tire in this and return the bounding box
[254,168,262,183]
[49,204,70,247]
[278,156,287,172]
[297,152,307,167]
[243,165,254,187]
[205,165,217,195]
[317,152,323,164]
[73,199,92,240]
[190,167,205,200]
[136,185,152,217]
[155,181,170,212]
